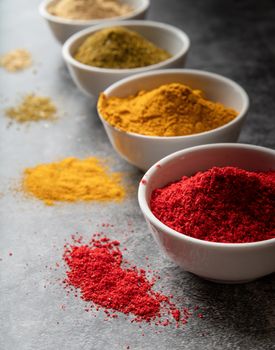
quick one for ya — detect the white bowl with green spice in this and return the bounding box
[138,143,275,283]
[62,20,190,96]
[39,0,150,43]
[97,69,249,171]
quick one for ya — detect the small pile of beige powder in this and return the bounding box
[48,0,132,20]
[0,49,32,72]
[5,94,57,123]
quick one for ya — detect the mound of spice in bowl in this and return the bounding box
[150,166,275,243]
[74,27,171,69]
[98,82,238,136]
[48,0,132,20]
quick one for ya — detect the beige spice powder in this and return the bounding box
[48,0,132,20]
[0,49,32,72]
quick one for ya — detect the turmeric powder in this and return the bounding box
[98,83,238,137]
[22,157,125,205]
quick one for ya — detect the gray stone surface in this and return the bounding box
[0,0,274,349]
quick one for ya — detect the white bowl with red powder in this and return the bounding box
[97,69,249,171]
[138,143,275,283]
[39,0,150,43]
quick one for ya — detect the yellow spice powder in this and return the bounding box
[23,157,125,205]
[0,49,32,72]
[48,0,132,20]
[5,95,57,123]
[98,83,238,137]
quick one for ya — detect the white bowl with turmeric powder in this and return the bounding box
[39,0,150,43]
[62,21,190,95]
[97,69,249,171]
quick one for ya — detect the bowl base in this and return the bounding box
[195,274,257,284]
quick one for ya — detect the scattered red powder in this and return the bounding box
[150,167,275,243]
[141,179,147,185]
[63,235,192,326]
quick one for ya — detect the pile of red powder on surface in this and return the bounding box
[63,235,194,326]
[150,167,275,243]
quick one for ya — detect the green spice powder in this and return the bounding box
[74,27,172,69]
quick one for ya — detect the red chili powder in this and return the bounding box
[63,235,192,326]
[150,167,275,243]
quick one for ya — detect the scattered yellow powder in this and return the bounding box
[0,49,32,72]
[23,157,125,205]
[98,83,238,136]
[5,95,57,123]
[48,0,132,20]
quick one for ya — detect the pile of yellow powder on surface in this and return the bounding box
[48,0,132,20]
[74,27,171,69]
[23,157,125,205]
[5,95,57,123]
[98,83,238,136]
[0,49,32,72]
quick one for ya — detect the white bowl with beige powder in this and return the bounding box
[39,0,150,43]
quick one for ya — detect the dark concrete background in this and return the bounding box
[151,0,275,149]
[0,0,274,349]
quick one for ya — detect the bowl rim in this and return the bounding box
[62,20,190,73]
[39,0,150,25]
[97,68,249,139]
[138,143,275,249]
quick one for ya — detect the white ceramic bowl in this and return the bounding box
[39,0,150,43]
[138,143,275,283]
[62,21,190,96]
[97,69,249,171]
